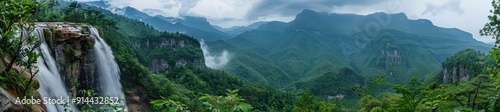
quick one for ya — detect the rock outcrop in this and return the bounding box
[443,65,469,84]
[35,22,97,98]
[440,48,494,84]
[137,36,205,74]
[383,49,404,68]
[0,87,45,112]
[0,87,21,111]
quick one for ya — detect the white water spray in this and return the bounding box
[89,27,127,108]
[34,28,78,112]
[200,40,231,69]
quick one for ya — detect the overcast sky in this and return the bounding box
[77,0,494,43]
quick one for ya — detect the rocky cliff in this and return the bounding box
[382,49,405,69]
[0,22,99,111]
[441,48,495,84]
[443,65,469,83]
[134,33,205,74]
[37,22,98,97]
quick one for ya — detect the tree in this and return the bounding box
[151,89,253,112]
[0,0,47,96]
[198,89,252,112]
[482,0,500,86]
[293,90,315,112]
[420,82,449,112]
[392,78,425,112]
[63,2,82,22]
[444,75,496,111]
[293,90,337,112]
[150,98,189,112]
[317,101,336,112]
[481,0,500,111]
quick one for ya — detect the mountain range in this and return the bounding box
[85,1,492,96]
[206,9,492,95]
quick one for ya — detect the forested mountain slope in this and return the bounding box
[207,9,492,92]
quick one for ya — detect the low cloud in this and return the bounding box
[246,0,391,21]
[421,0,464,16]
[200,40,231,69]
[178,0,201,16]
[157,0,202,16]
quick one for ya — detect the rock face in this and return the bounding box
[440,48,494,84]
[137,36,205,74]
[0,87,20,111]
[0,87,46,112]
[150,59,170,73]
[374,49,405,69]
[35,22,97,98]
[443,65,469,84]
[383,49,404,68]
[136,38,186,48]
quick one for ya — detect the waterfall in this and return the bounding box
[34,28,78,112]
[34,25,126,111]
[89,27,127,108]
[200,40,231,69]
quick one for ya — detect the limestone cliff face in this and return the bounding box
[375,49,405,69]
[440,48,494,84]
[136,36,205,74]
[383,49,404,68]
[137,38,186,48]
[442,65,469,84]
[37,22,97,97]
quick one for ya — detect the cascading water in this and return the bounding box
[89,27,127,108]
[34,24,126,111]
[34,28,78,112]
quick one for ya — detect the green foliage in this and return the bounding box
[189,67,295,111]
[151,98,189,112]
[292,68,366,98]
[441,48,495,83]
[151,89,253,112]
[482,0,500,87]
[441,75,497,111]
[63,44,75,56]
[293,90,315,112]
[317,101,336,112]
[0,2,47,110]
[392,78,424,112]
[292,90,338,112]
[420,82,449,111]
[357,94,397,112]
[480,0,500,111]
[357,77,455,112]
[198,89,252,112]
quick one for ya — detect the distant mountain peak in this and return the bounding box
[142,8,166,16]
[301,9,317,14]
[366,12,409,21]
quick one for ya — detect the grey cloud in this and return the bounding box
[142,8,166,16]
[158,0,201,16]
[179,0,201,16]
[160,0,179,9]
[246,0,391,20]
[421,0,464,16]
